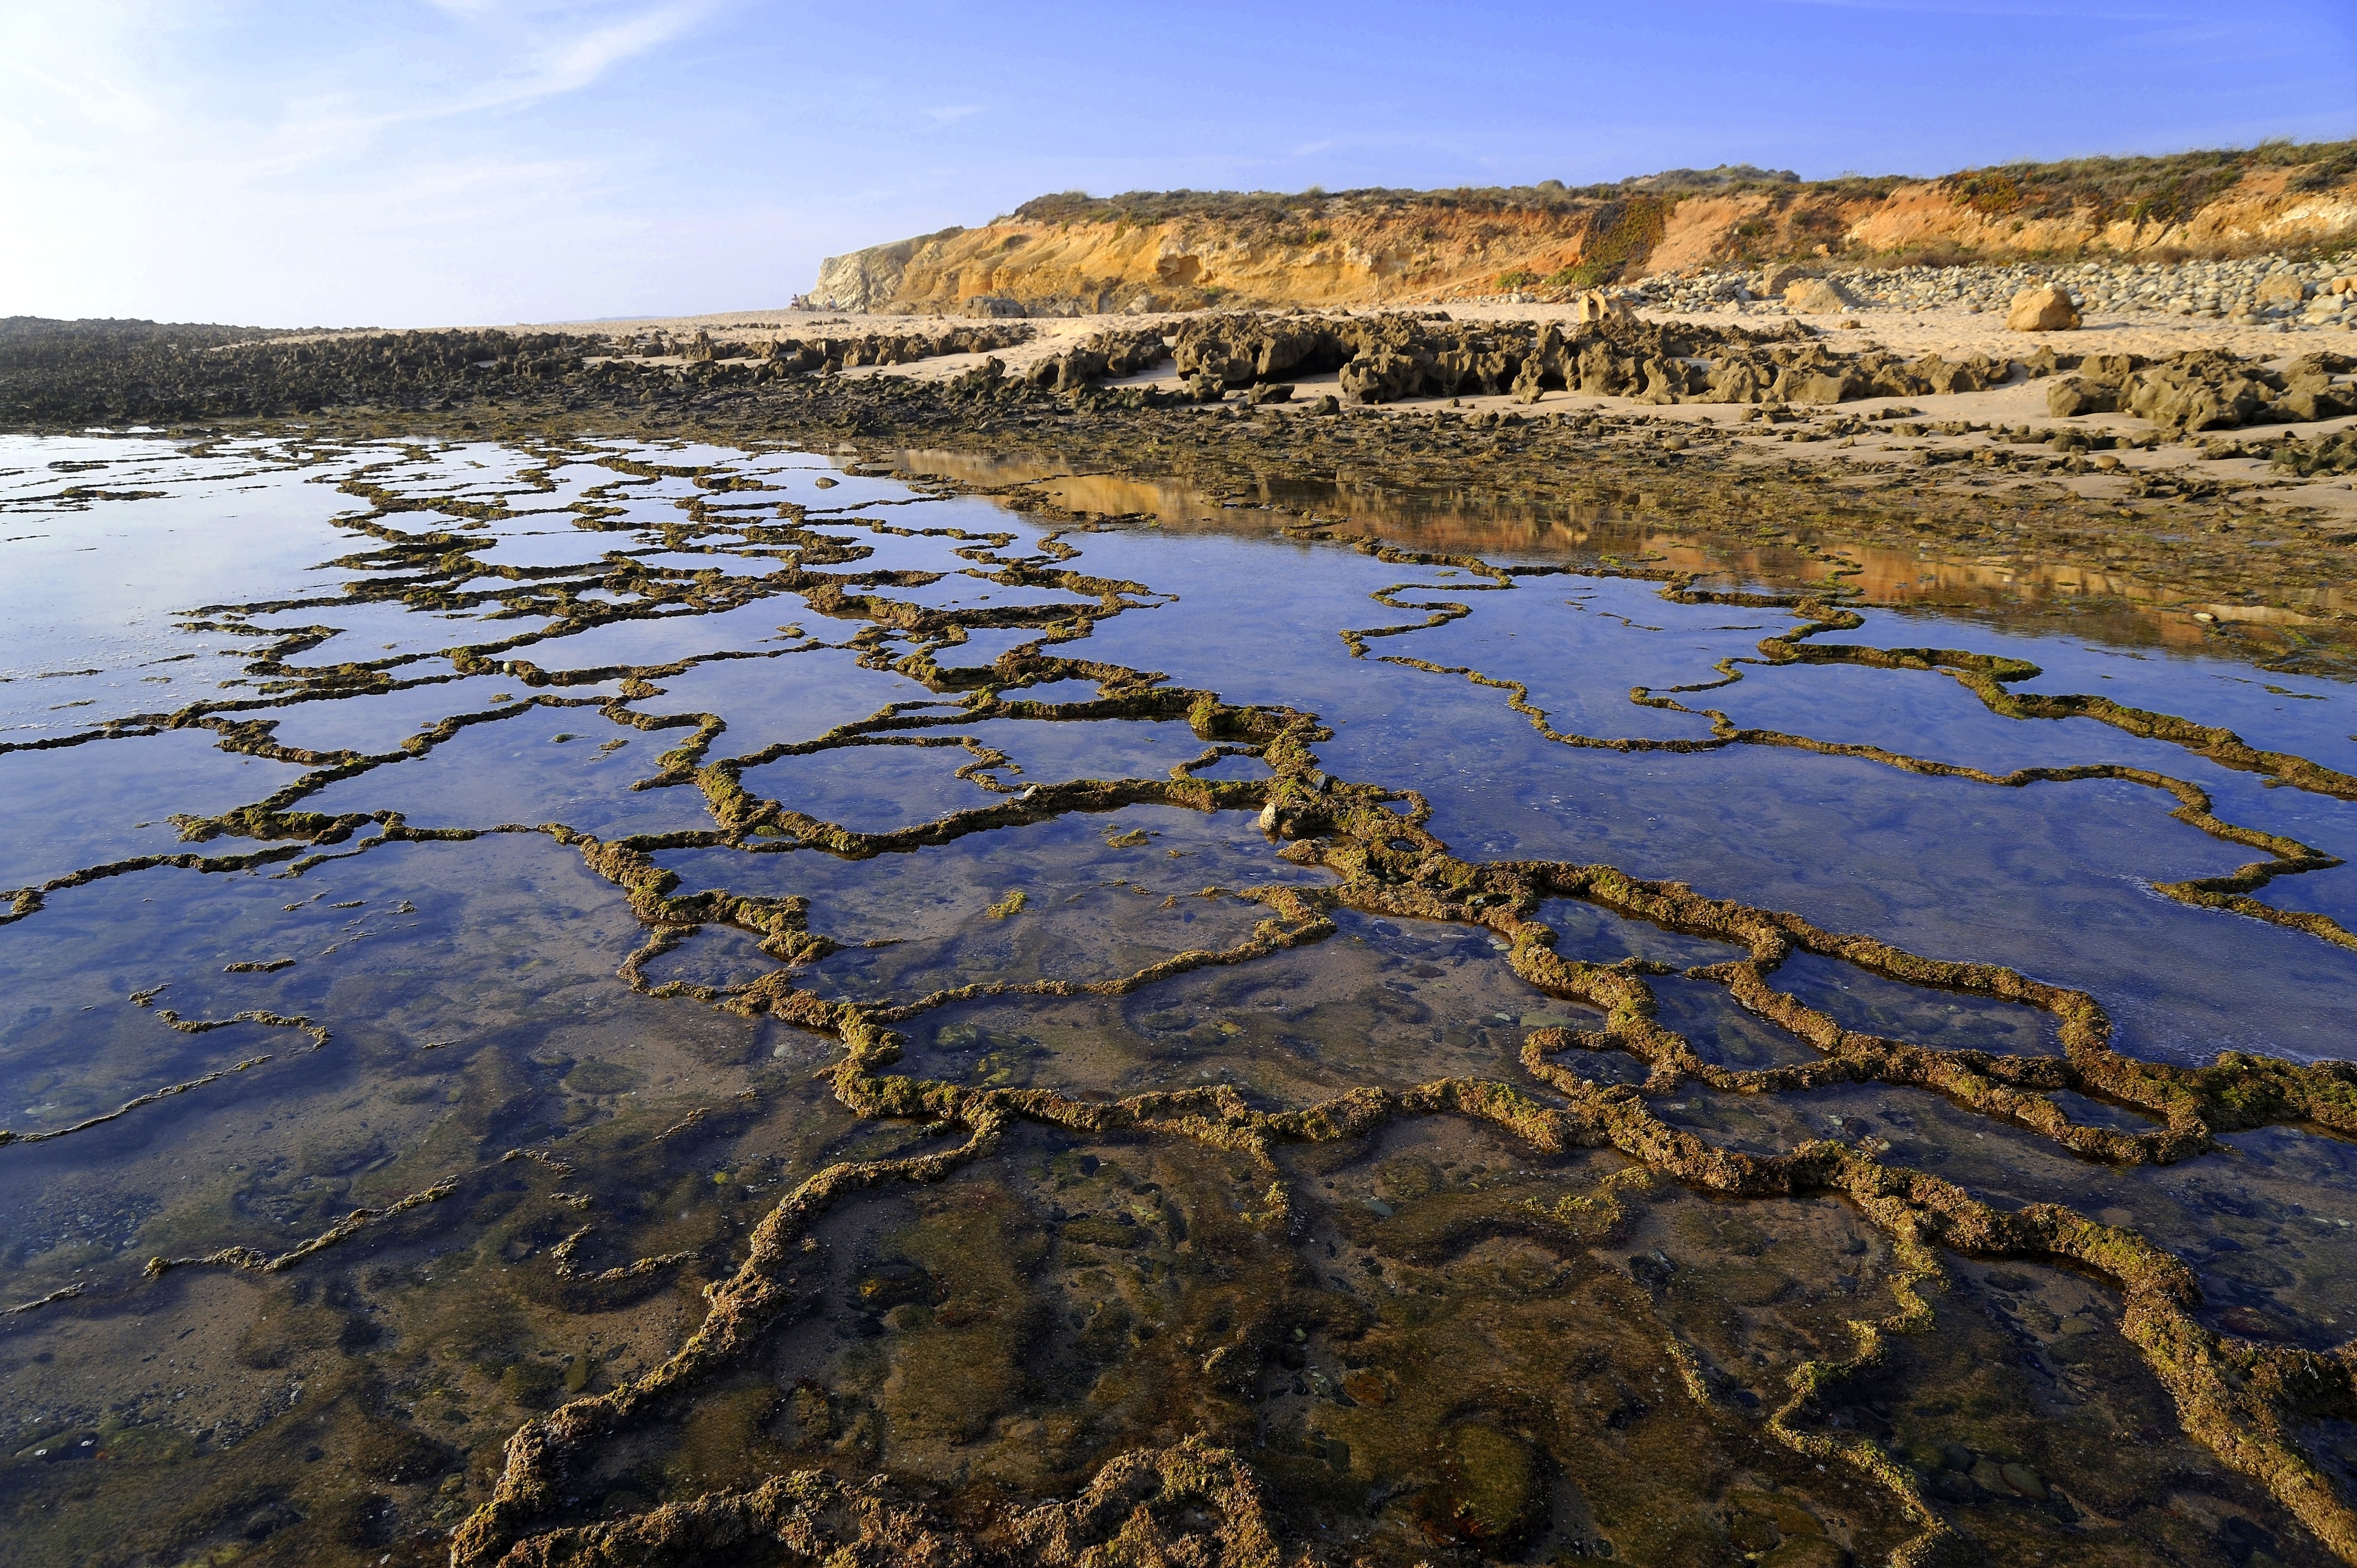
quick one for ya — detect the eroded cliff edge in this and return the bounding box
[814,143,2357,316]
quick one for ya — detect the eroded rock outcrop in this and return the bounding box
[1169,312,2037,409]
[2046,348,2355,432]
[812,228,966,312]
[1021,327,1171,392]
[806,143,2357,314]
[754,326,1032,375]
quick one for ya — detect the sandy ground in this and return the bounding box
[543,298,2354,370]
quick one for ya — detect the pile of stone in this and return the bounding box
[2031,256,2355,326]
[1632,252,2357,331]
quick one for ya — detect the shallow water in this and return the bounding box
[2,432,2354,1568]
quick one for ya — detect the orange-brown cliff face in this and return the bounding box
[811,146,2357,315]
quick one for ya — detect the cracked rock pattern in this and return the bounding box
[1,432,2355,1568]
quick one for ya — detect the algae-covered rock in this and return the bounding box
[666,1382,784,1488]
[562,1058,638,1095]
[1059,1211,1147,1247]
[855,1258,936,1308]
[501,1359,563,1407]
[1375,1156,1438,1200]
[1726,1490,1843,1567]
[1422,1421,1545,1551]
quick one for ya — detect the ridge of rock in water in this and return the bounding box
[4,422,2357,1556]
[4,317,2357,1567]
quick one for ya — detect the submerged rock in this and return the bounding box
[1423,1421,1545,1551]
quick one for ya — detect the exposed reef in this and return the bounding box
[3,404,2356,1567]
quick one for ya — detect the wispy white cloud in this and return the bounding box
[497,3,708,109]
[0,1,2341,325]
[0,0,729,322]
[0,2,709,166]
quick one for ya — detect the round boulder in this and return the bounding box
[2255,274,2308,308]
[2006,285,2082,332]
[1784,278,1854,314]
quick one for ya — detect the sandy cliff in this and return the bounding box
[811,145,2357,315]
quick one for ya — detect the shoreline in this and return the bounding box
[8,301,2357,675]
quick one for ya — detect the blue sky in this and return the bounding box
[2,1,2350,327]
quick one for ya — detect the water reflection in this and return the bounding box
[0,431,2351,1568]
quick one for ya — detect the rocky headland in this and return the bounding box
[809,142,2357,317]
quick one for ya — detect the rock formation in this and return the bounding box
[2047,348,2355,431]
[812,227,966,312]
[1020,327,1170,391]
[1166,310,2051,409]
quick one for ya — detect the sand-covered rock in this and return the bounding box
[2007,285,2083,332]
[2047,375,2119,417]
[2257,272,2310,308]
[1785,277,1854,314]
[1571,288,1632,324]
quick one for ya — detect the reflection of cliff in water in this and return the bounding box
[898,445,2357,664]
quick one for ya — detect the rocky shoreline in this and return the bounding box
[6,297,2356,674]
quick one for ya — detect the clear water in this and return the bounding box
[2,433,2353,1568]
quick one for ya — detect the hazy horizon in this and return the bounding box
[3,0,2351,329]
